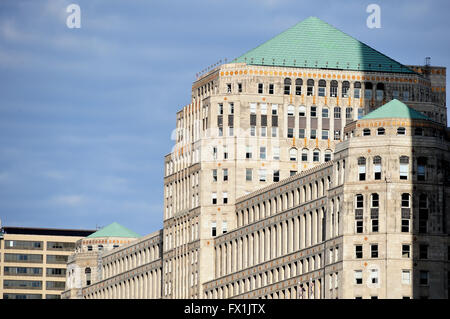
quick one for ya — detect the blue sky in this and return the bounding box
[0,0,449,236]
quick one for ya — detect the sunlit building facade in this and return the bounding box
[67,17,449,299]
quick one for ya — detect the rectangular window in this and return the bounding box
[212,193,217,205]
[419,271,428,285]
[250,103,256,114]
[229,126,234,136]
[318,87,326,97]
[211,222,217,237]
[355,270,363,285]
[271,127,277,137]
[290,170,297,176]
[218,103,223,115]
[269,84,274,95]
[310,129,317,139]
[246,146,252,159]
[322,130,329,140]
[402,244,410,258]
[402,270,411,284]
[250,126,256,136]
[370,269,378,284]
[400,163,409,180]
[419,245,428,259]
[227,83,232,93]
[260,146,266,159]
[238,83,242,93]
[212,169,217,182]
[287,128,294,138]
[259,169,267,182]
[299,129,305,138]
[356,220,363,234]
[273,170,280,182]
[261,104,268,115]
[246,168,252,181]
[354,88,360,99]
[334,130,340,140]
[223,169,228,181]
[258,83,263,94]
[371,244,378,258]
[355,245,363,259]
[222,221,228,234]
[223,146,228,159]
[372,219,379,232]
[218,127,223,136]
[311,106,317,117]
[401,219,410,233]
[271,104,278,115]
[273,147,280,160]
[261,126,267,137]
[223,192,228,204]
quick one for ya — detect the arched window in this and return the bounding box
[313,149,320,162]
[330,80,338,97]
[85,268,92,286]
[363,128,371,136]
[295,78,303,95]
[287,104,294,116]
[298,105,306,117]
[373,156,382,180]
[358,157,366,181]
[377,127,385,135]
[376,83,384,101]
[307,79,314,96]
[301,149,308,161]
[324,150,332,162]
[364,82,373,99]
[318,79,327,97]
[397,127,406,135]
[284,78,291,95]
[289,148,297,161]
[354,81,361,98]
[417,157,427,181]
[418,194,428,233]
[342,81,350,97]
[399,156,409,180]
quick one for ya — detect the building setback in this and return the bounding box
[66,17,449,299]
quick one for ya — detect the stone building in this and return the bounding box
[66,17,449,299]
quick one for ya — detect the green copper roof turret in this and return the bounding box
[361,99,430,120]
[232,16,414,74]
[87,222,141,239]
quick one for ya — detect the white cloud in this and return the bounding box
[48,194,85,206]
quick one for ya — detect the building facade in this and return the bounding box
[69,17,449,299]
[0,225,94,299]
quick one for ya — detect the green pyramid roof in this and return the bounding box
[87,222,140,239]
[361,99,430,120]
[232,17,414,74]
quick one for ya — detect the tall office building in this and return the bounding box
[0,225,94,299]
[66,17,449,299]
